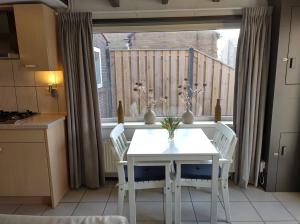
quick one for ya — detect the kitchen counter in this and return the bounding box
[0,113,66,129]
[0,113,68,207]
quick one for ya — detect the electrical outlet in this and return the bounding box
[260,161,266,173]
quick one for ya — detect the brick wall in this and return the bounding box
[93,34,114,118]
[105,31,219,58]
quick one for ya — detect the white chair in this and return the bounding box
[174,122,237,223]
[110,124,173,222]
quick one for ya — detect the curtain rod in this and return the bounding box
[93,15,242,27]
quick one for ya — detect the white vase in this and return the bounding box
[182,109,194,124]
[144,107,156,124]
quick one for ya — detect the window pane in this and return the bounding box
[93,30,239,120]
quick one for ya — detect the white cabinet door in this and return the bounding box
[286,7,300,84]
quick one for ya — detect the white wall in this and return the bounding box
[73,0,268,19]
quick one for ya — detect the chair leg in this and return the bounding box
[221,180,231,223]
[174,164,181,224]
[165,165,172,224]
[118,186,125,215]
[218,181,224,205]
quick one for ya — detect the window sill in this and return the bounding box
[101,121,233,129]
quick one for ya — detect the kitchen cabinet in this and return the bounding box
[0,143,50,196]
[13,4,59,71]
[0,116,68,207]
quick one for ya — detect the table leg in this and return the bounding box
[211,155,219,224]
[174,162,181,224]
[165,164,172,224]
[128,157,136,224]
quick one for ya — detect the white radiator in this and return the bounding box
[103,139,118,176]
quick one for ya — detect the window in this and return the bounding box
[93,29,240,121]
[93,47,103,88]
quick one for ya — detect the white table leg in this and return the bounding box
[211,155,219,224]
[174,162,181,224]
[165,164,172,224]
[128,157,136,224]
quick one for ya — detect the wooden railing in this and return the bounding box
[110,49,235,117]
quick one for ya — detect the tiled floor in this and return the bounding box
[1,182,300,224]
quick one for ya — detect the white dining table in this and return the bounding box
[127,128,219,224]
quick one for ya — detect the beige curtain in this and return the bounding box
[234,7,272,188]
[58,12,105,188]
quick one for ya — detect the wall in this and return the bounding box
[0,60,66,113]
[105,31,219,58]
[93,34,113,118]
[73,0,268,19]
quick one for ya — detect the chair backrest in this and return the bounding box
[212,122,237,161]
[110,124,129,161]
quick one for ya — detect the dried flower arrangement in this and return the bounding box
[178,78,205,110]
[133,81,168,109]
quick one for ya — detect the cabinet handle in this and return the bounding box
[0,147,2,152]
[281,146,287,156]
[289,58,295,69]
[25,64,37,68]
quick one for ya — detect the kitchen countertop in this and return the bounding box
[0,113,66,129]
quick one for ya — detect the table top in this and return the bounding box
[127,128,219,157]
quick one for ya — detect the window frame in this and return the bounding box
[93,47,103,89]
[93,18,240,122]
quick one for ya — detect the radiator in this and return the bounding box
[103,139,118,176]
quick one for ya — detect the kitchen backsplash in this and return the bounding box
[0,60,66,113]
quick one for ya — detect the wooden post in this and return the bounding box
[188,48,194,109]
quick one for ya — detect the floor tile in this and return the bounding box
[231,222,264,224]
[252,202,295,221]
[243,186,277,202]
[0,204,20,214]
[192,202,226,222]
[197,222,227,224]
[136,189,163,202]
[273,192,300,203]
[137,222,164,224]
[108,187,121,202]
[181,202,197,221]
[282,201,300,221]
[228,185,249,202]
[14,204,47,215]
[265,222,298,224]
[103,202,129,217]
[180,222,197,224]
[229,202,262,222]
[181,187,191,202]
[103,202,118,216]
[81,187,112,202]
[72,202,106,216]
[61,188,86,203]
[189,188,215,202]
[43,203,77,216]
[136,202,164,221]
[197,222,230,224]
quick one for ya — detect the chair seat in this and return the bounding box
[181,164,221,179]
[124,165,165,182]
